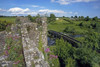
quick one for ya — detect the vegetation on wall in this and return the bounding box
[4,25,25,67]
[38,32,60,67]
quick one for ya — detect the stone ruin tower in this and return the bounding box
[17,17,49,67]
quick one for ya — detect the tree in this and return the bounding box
[93,16,98,21]
[71,16,73,18]
[78,16,81,21]
[27,15,33,22]
[63,16,65,18]
[79,16,80,18]
[85,16,90,21]
[49,13,56,22]
[81,16,84,20]
[74,16,77,18]
[36,14,40,18]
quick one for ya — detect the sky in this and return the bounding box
[0,0,100,17]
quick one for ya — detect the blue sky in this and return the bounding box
[0,0,100,17]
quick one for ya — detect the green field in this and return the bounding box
[48,19,71,32]
[0,17,16,22]
[48,18,90,34]
[0,17,16,31]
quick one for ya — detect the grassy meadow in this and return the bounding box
[0,17,16,22]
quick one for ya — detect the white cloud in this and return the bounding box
[8,7,37,15]
[8,7,30,12]
[39,9,66,14]
[51,0,97,5]
[7,7,78,16]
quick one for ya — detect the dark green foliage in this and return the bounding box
[90,22,96,29]
[83,32,100,50]
[0,21,7,31]
[75,47,100,67]
[54,38,76,67]
[64,27,75,33]
[95,22,100,32]
[71,16,73,18]
[92,16,98,21]
[48,16,100,67]
[27,15,34,22]
[79,22,83,26]
[27,15,38,22]
[52,38,100,67]
[74,16,77,18]
[85,16,90,21]
[63,16,65,18]
[36,14,40,18]
[48,14,56,23]
[80,16,84,20]
[63,18,73,23]
[0,20,13,31]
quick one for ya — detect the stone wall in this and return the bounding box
[19,17,49,67]
[41,17,47,48]
[0,31,6,55]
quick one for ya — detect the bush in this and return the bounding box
[48,14,56,23]
[51,38,100,67]
[0,20,13,31]
[64,27,75,33]
[92,16,98,21]
[27,15,34,22]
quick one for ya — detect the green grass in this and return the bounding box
[0,17,16,22]
[0,17,16,31]
[48,19,70,32]
[48,19,86,33]
[48,18,97,34]
[48,18,99,42]
[48,23,68,32]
